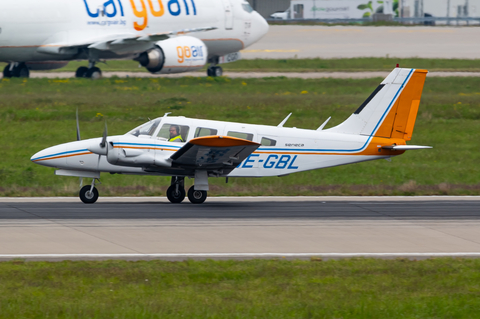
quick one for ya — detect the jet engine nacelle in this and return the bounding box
[136,36,208,74]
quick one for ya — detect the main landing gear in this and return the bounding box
[166,176,208,204]
[79,179,100,204]
[3,63,30,78]
[75,61,102,79]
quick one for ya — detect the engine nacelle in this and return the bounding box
[136,36,208,74]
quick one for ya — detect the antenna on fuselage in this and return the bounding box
[317,117,332,131]
[163,112,171,118]
[277,113,292,128]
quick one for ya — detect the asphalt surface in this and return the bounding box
[243,25,480,59]
[1,197,479,261]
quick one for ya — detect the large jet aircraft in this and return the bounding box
[0,0,268,78]
[31,68,432,204]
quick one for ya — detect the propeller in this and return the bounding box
[97,122,108,169]
[76,108,81,141]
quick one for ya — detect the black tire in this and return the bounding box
[12,63,29,78]
[166,184,186,203]
[3,64,12,78]
[86,67,102,79]
[207,67,213,77]
[214,66,223,77]
[75,66,89,78]
[79,186,99,204]
[188,186,207,204]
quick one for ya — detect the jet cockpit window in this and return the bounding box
[127,119,161,137]
[227,131,254,141]
[261,137,277,146]
[194,127,218,138]
[157,123,190,142]
[242,3,254,13]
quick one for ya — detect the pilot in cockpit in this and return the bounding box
[168,125,184,142]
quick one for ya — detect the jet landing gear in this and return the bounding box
[75,62,102,79]
[79,179,100,204]
[207,58,223,77]
[3,63,29,78]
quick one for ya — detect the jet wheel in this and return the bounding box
[86,67,102,79]
[213,66,223,77]
[12,63,30,78]
[79,186,99,204]
[75,66,89,78]
[188,186,207,204]
[3,65,12,78]
[166,184,186,203]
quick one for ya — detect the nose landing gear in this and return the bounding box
[79,179,100,204]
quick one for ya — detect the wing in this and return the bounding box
[37,26,216,55]
[170,136,261,175]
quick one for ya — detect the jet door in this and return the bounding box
[222,0,234,30]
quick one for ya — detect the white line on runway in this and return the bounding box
[2,253,480,261]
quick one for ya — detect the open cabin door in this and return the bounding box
[222,0,234,30]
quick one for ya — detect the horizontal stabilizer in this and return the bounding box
[381,145,432,150]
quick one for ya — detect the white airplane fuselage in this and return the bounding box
[31,116,407,179]
[0,0,268,72]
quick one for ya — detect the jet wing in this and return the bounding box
[170,136,261,175]
[37,26,217,55]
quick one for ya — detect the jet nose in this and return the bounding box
[248,12,269,45]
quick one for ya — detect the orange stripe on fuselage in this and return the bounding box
[114,146,179,152]
[33,152,93,162]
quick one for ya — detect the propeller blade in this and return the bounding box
[100,122,108,148]
[76,108,81,141]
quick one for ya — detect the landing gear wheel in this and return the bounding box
[166,184,186,203]
[188,186,207,204]
[79,185,99,204]
[12,63,29,78]
[3,64,12,78]
[75,66,89,78]
[213,66,223,77]
[86,67,102,79]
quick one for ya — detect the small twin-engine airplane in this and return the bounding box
[31,68,432,204]
[0,0,268,79]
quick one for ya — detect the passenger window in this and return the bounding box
[157,123,190,142]
[227,131,254,141]
[261,137,277,146]
[195,127,218,138]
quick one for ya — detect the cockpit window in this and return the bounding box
[242,3,253,13]
[127,119,161,137]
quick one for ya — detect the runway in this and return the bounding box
[1,197,479,261]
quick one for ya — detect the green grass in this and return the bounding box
[1,75,479,196]
[7,57,480,73]
[1,258,480,318]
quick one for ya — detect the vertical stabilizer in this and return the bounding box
[326,68,428,141]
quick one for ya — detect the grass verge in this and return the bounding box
[5,58,480,74]
[1,258,480,318]
[1,76,479,196]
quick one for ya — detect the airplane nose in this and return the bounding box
[31,145,67,167]
[248,12,269,45]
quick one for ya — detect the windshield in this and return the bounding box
[242,2,253,13]
[127,119,161,137]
